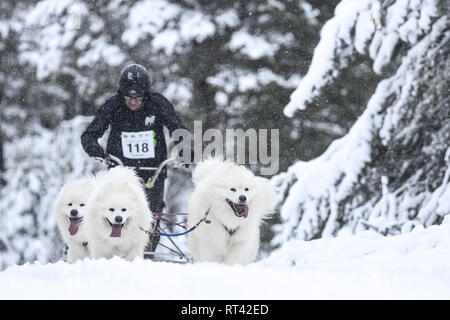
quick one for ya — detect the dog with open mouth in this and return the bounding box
[53,178,95,263]
[85,167,153,261]
[187,157,275,265]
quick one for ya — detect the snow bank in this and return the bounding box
[1,216,450,299]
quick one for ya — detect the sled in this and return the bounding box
[102,155,205,264]
[106,154,182,189]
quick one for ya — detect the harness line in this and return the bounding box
[140,209,210,237]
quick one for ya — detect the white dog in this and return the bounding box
[53,178,94,263]
[187,158,275,265]
[85,166,153,261]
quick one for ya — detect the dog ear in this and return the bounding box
[238,163,250,171]
[121,182,138,201]
[104,182,116,193]
[92,182,115,202]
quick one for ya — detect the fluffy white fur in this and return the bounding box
[53,178,95,263]
[85,167,153,261]
[187,157,275,265]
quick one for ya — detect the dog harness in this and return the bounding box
[222,224,239,236]
[140,209,211,237]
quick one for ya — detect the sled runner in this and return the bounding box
[141,210,211,263]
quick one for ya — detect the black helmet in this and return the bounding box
[118,64,151,97]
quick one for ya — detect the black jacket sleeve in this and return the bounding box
[151,93,186,134]
[80,99,114,158]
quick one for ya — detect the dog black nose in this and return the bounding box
[70,209,78,217]
[115,216,123,224]
[239,195,247,203]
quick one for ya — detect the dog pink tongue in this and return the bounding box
[236,204,249,218]
[110,224,122,237]
[68,219,81,236]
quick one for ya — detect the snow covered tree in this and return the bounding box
[0,117,103,270]
[271,0,449,246]
[13,0,352,172]
[5,0,439,268]
[162,0,347,170]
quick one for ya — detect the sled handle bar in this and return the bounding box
[145,158,179,188]
[106,155,183,189]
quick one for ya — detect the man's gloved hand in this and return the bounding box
[93,154,121,167]
[104,154,121,167]
[94,156,104,163]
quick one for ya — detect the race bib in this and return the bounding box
[121,130,155,159]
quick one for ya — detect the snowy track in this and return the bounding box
[1,217,450,299]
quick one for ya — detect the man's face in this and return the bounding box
[124,95,144,111]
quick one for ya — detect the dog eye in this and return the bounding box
[121,208,127,212]
[109,208,115,212]
[68,203,72,206]
[80,203,85,207]
[245,188,249,191]
[230,188,236,192]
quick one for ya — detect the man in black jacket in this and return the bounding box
[81,63,187,252]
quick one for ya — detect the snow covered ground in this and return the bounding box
[1,215,450,300]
